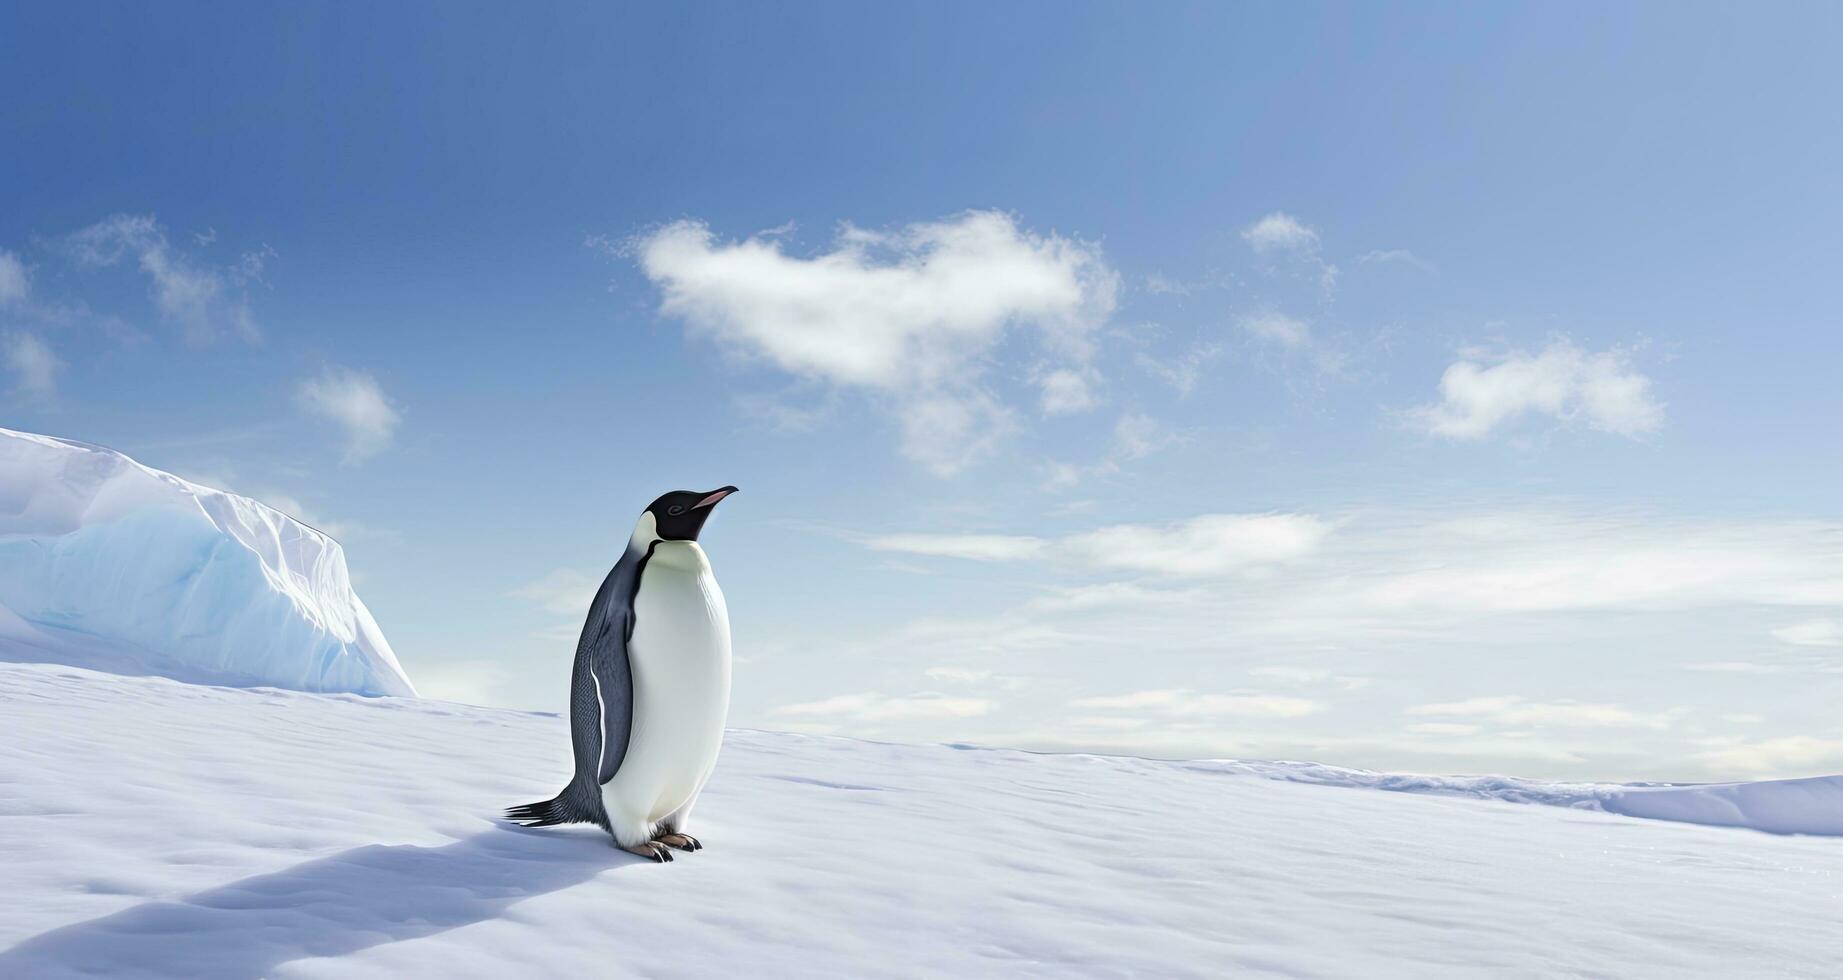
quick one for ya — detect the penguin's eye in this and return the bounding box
[667,504,686,516]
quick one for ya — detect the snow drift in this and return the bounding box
[0,427,414,697]
[1180,758,1843,837]
[4,662,1843,978]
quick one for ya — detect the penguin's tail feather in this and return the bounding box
[505,796,570,827]
[505,777,603,828]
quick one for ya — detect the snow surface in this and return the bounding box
[0,428,413,697]
[1180,759,1843,837]
[4,662,1842,978]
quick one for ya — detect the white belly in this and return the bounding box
[601,544,731,828]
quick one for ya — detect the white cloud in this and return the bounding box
[1409,695,1677,730]
[774,691,996,721]
[1772,618,1843,647]
[1062,513,1330,578]
[1683,661,1780,673]
[1069,688,1324,719]
[1110,412,1172,460]
[1236,311,1349,376]
[923,666,991,684]
[1068,715,1150,731]
[4,332,60,399]
[1239,311,1311,348]
[1357,249,1435,273]
[869,509,1843,623]
[868,512,1329,579]
[895,388,1018,475]
[0,250,29,306]
[1026,582,1202,612]
[1135,340,1223,395]
[1039,412,1183,491]
[921,666,1028,690]
[1241,212,1340,296]
[632,211,1117,475]
[1696,736,1843,778]
[296,366,402,463]
[1142,273,1192,296]
[865,533,1047,562]
[1040,460,1086,493]
[835,506,1843,779]
[1254,669,1374,691]
[1405,722,1480,736]
[1248,666,1330,684]
[1351,513,1843,614]
[66,214,262,343]
[509,568,602,615]
[1241,212,1319,254]
[1035,366,1100,416]
[1411,338,1663,440]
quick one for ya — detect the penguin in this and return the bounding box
[508,486,738,861]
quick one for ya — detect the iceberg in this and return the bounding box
[0,427,415,697]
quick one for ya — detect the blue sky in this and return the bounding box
[4,2,1841,780]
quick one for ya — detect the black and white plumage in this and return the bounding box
[508,486,737,862]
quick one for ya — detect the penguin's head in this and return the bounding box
[645,486,739,542]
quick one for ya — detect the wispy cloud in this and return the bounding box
[1241,212,1319,254]
[1109,412,1176,460]
[1357,249,1435,273]
[1041,412,1185,491]
[65,214,266,343]
[1035,365,1101,416]
[296,366,402,463]
[1407,695,1679,729]
[1237,310,1349,376]
[1249,666,1369,690]
[1405,722,1480,736]
[0,250,29,306]
[3,331,60,399]
[509,568,601,616]
[630,211,1118,475]
[1239,311,1312,348]
[1069,688,1325,718]
[1063,513,1330,577]
[1241,211,1338,293]
[866,533,1047,562]
[1683,661,1780,673]
[1771,618,1843,647]
[774,691,997,721]
[1410,338,1663,440]
[869,509,1843,618]
[868,511,1330,578]
[923,666,992,684]
[836,506,1843,778]
[1135,339,1223,395]
[1142,272,1194,296]
[1696,736,1843,778]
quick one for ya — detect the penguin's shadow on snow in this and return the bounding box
[0,823,635,978]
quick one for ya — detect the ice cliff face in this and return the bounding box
[0,427,415,697]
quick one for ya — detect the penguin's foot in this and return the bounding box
[654,833,701,851]
[619,841,674,862]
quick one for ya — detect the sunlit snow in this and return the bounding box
[3,663,1840,978]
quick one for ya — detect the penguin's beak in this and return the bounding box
[693,486,738,509]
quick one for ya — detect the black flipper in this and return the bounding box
[506,540,655,829]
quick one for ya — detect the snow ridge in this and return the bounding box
[1178,758,1843,836]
